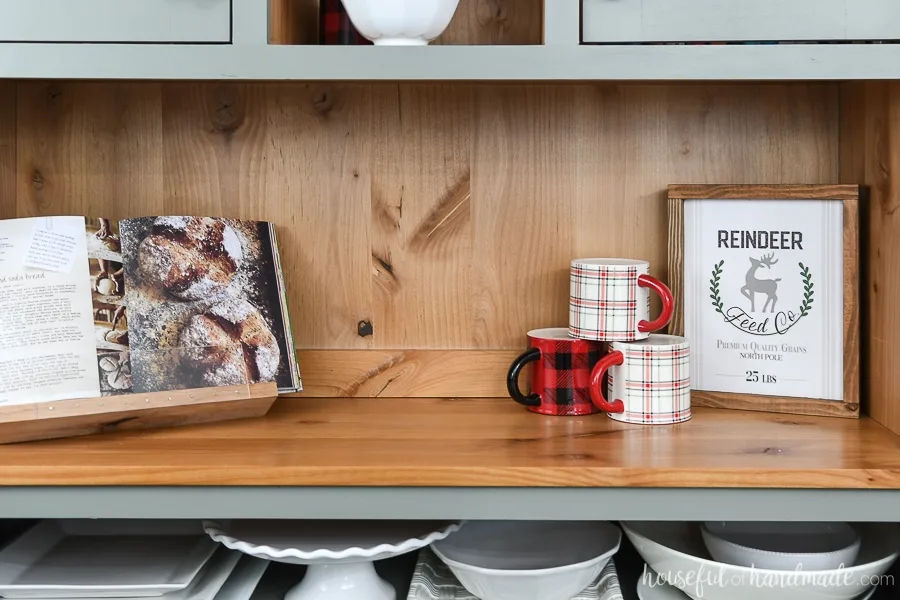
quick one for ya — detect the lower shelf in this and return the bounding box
[202,534,900,600]
[1,398,900,520]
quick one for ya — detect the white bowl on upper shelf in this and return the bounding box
[430,520,621,600]
[341,0,461,46]
[622,521,900,600]
[701,521,861,571]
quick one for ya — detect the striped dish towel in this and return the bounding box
[408,547,624,600]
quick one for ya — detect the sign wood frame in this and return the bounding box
[667,184,859,418]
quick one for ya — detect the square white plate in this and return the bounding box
[212,556,269,600]
[0,520,217,598]
[13,549,243,600]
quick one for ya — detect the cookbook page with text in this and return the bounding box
[0,216,100,405]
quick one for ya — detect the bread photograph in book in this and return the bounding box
[85,218,132,397]
[119,216,300,394]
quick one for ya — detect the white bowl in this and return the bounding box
[622,521,899,600]
[341,0,461,46]
[636,566,879,600]
[701,522,861,571]
[431,521,621,600]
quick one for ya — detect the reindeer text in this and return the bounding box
[717,230,803,250]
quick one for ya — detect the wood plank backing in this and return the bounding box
[370,85,473,347]
[0,81,14,220]
[296,349,519,397]
[17,83,163,219]
[437,0,543,45]
[269,0,319,44]
[840,82,900,435]
[0,399,897,488]
[13,82,839,397]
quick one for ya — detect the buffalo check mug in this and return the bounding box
[569,258,674,342]
[588,334,691,424]
[506,328,605,416]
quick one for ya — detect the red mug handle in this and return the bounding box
[638,274,674,333]
[589,351,626,413]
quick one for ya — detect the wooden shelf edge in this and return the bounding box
[1,466,897,489]
[0,398,897,488]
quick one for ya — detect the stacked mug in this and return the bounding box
[506,259,692,425]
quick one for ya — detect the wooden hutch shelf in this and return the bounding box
[1,399,899,489]
[1,0,900,526]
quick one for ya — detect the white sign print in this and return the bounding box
[684,199,843,401]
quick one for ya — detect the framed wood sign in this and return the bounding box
[667,184,859,418]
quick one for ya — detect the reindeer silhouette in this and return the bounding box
[740,253,781,313]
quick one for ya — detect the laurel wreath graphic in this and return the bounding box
[799,262,814,317]
[708,261,815,317]
[709,260,725,315]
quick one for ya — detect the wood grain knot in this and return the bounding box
[31,170,45,191]
[45,85,62,104]
[372,252,400,295]
[210,90,245,136]
[408,176,471,252]
[877,160,890,196]
[373,191,402,232]
[314,93,334,115]
[372,253,393,274]
[342,352,407,397]
[477,0,507,24]
[357,320,374,337]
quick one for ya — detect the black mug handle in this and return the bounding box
[506,348,542,407]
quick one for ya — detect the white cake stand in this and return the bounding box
[203,520,463,600]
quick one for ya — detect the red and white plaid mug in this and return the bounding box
[589,334,691,424]
[506,328,604,416]
[569,258,674,342]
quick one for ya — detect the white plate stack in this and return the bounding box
[0,520,269,600]
[408,547,623,600]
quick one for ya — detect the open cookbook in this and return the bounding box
[0,215,301,407]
